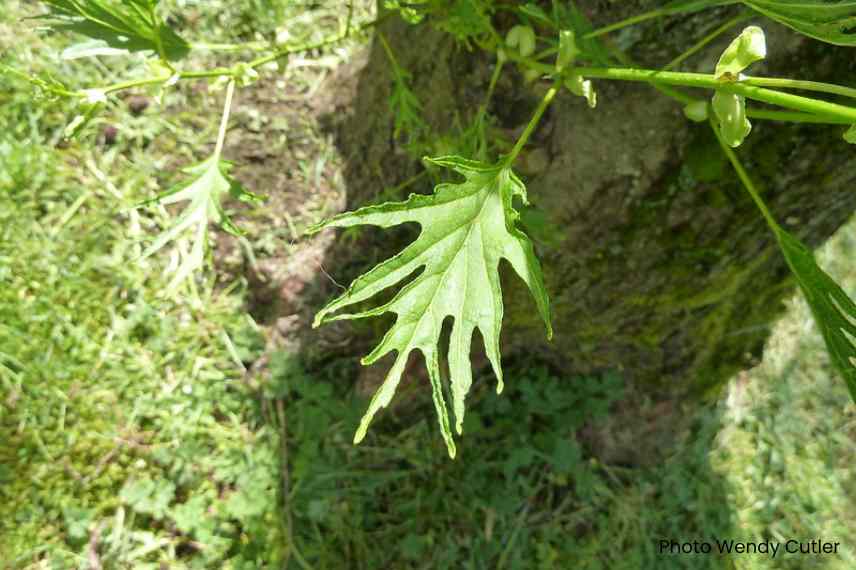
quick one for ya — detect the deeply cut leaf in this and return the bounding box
[309,156,553,458]
[742,0,856,46]
[42,0,190,61]
[776,229,856,401]
[140,155,261,290]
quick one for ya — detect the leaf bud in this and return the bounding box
[506,25,536,58]
[683,100,709,123]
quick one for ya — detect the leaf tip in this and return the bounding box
[446,442,457,459]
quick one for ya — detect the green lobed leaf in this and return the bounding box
[776,228,856,400]
[42,0,190,61]
[742,0,856,46]
[308,156,553,458]
[139,155,262,290]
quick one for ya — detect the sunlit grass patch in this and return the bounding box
[713,217,856,570]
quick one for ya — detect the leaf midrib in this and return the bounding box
[401,175,500,355]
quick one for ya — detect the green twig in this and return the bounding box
[1,64,76,97]
[505,79,561,166]
[574,67,856,123]
[710,118,778,230]
[742,76,856,101]
[497,43,856,121]
[93,14,387,96]
[473,59,505,159]
[664,12,753,71]
[190,40,268,52]
[248,13,387,69]
[746,108,851,124]
[584,1,741,39]
[214,80,236,158]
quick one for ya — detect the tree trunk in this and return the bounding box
[306,1,856,423]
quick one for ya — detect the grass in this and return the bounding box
[1,1,855,568]
[0,13,282,562]
[711,225,856,570]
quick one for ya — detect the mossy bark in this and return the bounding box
[317,1,856,399]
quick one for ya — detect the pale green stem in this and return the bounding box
[214,80,236,158]
[248,14,386,69]
[505,80,561,166]
[1,64,77,97]
[191,41,269,52]
[746,108,851,124]
[503,49,856,116]
[377,32,399,74]
[473,59,505,160]
[102,68,232,94]
[94,15,385,96]
[574,67,856,123]
[664,12,753,70]
[476,59,505,124]
[743,76,856,101]
[710,118,778,231]
[584,1,740,39]
[553,69,847,124]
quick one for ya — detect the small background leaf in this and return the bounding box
[776,228,856,400]
[43,0,190,60]
[140,156,260,291]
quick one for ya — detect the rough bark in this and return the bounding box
[307,1,856,412]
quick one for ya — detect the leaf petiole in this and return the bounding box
[504,79,561,166]
[214,79,236,158]
[664,12,754,70]
[710,118,777,229]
